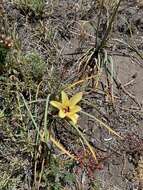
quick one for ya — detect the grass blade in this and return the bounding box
[71,123,98,163]
[81,110,122,139]
[44,95,50,142]
[50,135,76,160]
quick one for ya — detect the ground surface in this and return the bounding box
[0,0,143,190]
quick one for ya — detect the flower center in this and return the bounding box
[63,106,70,113]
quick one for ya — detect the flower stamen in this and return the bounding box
[63,106,70,113]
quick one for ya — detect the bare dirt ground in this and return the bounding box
[0,0,143,189]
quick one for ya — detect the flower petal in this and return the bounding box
[59,110,66,118]
[70,105,81,114]
[50,101,63,110]
[69,92,83,107]
[67,113,79,124]
[61,91,69,106]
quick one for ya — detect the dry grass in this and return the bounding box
[0,0,143,189]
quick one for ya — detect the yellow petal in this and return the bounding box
[70,105,81,114]
[69,92,83,107]
[61,91,69,106]
[67,113,79,124]
[59,110,66,118]
[50,101,63,110]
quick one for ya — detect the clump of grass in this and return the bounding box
[14,0,45,16]
[24,51,46,82]
[8,51,46,83]
[42,156,76,189]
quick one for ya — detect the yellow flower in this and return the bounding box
[50,91,83,124]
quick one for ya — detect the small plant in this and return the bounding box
[24,51,46,81]
[43,156,76,189]
[14,0,45,16]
